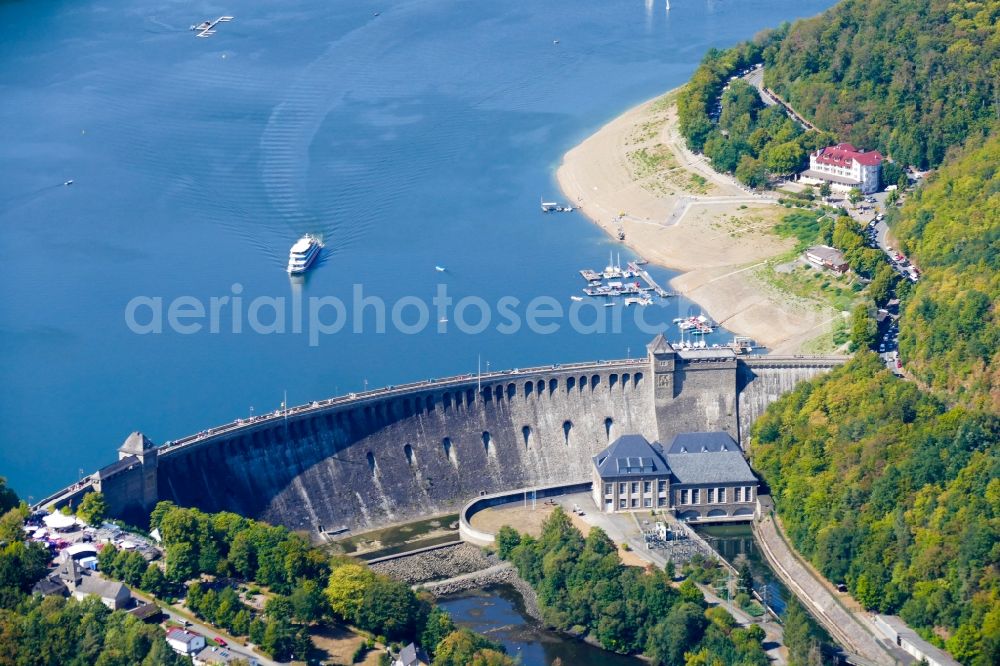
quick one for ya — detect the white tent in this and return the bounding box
[63,543,98,559]
[43,513,78,530]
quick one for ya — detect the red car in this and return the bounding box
[213,637,227,647]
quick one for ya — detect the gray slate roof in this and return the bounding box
[119,431,156,454]
[665,432,740,454]
[665,450,757,485]
[77,575,130,602]
[592,435,669,478]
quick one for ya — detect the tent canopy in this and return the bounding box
[43,513,78,530]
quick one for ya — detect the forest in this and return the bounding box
[679,3,999,660]
[675,29,836,188]
[764,0,999,169]
[678,0,998,184]
[749,132,999,666]
[0,488,516,666]
[496,508,771,665]
[751,353,999,664]
[892,133,1000,407]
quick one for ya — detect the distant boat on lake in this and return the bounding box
[287,235,322,274]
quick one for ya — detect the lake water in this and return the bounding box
[0,0,836,498]
[439,584,642,666]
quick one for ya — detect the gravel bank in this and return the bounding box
[370,543,543,621]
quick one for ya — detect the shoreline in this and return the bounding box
[556,90,838,352]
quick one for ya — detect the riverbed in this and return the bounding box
[439,584,642,666]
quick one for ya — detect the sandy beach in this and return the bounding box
[557,92,839,352]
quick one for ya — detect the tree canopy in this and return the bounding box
[764,0,999,169]
[497,508,769,664]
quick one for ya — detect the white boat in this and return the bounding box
[570,295,584,302]
[435,265,446,272]
[603,302,616,308]
[287,235,322,274]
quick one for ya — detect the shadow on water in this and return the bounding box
[693,523,790,616]
[439,584,642,666]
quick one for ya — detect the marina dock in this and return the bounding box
[627,261,672,297]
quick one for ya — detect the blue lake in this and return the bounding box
[0,0,835,498]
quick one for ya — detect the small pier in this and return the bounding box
[627,261,672,297]
[191,15,234,38]
[541,196,574,213]
[579,269,602,281]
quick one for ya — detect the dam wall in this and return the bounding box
[736,356,848,444]
[36,339,848,538]
[156,361,656,533]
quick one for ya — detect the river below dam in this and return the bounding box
[1,0,836,498]
[439,584,643,666]
[438,524,793,665]
[694,522,791,616]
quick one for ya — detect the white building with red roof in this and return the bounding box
[800,142,883,194]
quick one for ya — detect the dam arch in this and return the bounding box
[43,339,847,536]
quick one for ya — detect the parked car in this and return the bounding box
[213,637,227,647]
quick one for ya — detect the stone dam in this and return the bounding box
[38,338,846,537]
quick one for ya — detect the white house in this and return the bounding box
[166,628,207,656]
[800,142,883,194]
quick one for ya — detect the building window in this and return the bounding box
[734,487,742,503]
[718,487,726,503]
[744,486,753,502]
[658,480,666,493]
[643,481,651,494]
[658,497,667,507]
[604,483,612,496]
[707,488,715,504]
[619,483,626,495]
[644,498,652,508]
[631,498,638,508]
[619,499,626,509]
[692,489,700,504]
[631,482,639,494]
[681,489,689,505]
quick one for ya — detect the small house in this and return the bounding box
[805,245,849,273]
[166,628,207,656]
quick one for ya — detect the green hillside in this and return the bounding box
[765,0,1000,168]
[893,133,1000,407]
[750,132,1000,663]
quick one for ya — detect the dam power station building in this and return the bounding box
[38,336,845,536]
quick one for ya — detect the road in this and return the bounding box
[132,589,276,666]
[740,66,815,130]
[742,67,776,107]
[753,513,904,665]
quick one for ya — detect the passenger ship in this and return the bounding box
[287,235,322,274]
